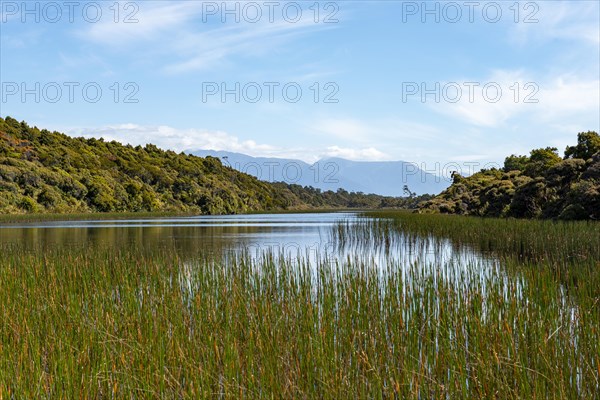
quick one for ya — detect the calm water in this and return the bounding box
[0,213,349,258]
[0,213,493,270]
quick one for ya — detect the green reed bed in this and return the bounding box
[1,227,598,398]
[362,211,600,267]
[359,211,600,297]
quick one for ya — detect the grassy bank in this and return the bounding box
[0,212,598,397]
[0,211,200,224]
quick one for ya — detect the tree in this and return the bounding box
[503,155,529,172]
[524,147,561,177]
[450,171,463,184]
[564,131,600,160]
[530,147,561,165]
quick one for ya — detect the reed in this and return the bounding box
[0,212,598,398]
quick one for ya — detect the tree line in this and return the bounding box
[0,117,429,214]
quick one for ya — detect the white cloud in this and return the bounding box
[81,2,201,44]
[312,118,371,141]
[321,146,391,161]
[166,19,324,74]
[67,124,276,154]
[77,1,336,74]
[433,70,599,128]
[430,70,530,127]
[64,124,392,163]
[311,117,440,143]
[511,2,600,45]
[536,77,600,119]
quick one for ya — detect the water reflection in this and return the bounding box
[0,213,353,260]
[0,212,497,274]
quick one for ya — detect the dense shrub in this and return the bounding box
[420,131,600,220]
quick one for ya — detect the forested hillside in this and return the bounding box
[0,117,423,214]
[419,131,600,220]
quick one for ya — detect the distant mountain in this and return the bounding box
[189,150,449,196]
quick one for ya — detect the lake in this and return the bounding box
[0,212,350,255]
[0,212,493,271]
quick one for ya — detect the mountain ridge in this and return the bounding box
[189,150,449,196]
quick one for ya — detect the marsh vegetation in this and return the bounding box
[0,211,598,398]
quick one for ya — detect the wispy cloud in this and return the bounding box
[81,2,201,44]
[322,146,391,161]
[77,1,337,74]
[166,19,328,74]
[311,117,440,143]
[312,118,371,142]
[510,2,600,45]
[432,70,599,128]
[64,123,392,162]
[67,124,276,154]
[536,76,600,120]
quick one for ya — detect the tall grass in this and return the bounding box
[362,210,600,267]
[359,211,600,297]
[0,212,598,398]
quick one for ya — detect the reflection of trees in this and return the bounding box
[0,224,267,261]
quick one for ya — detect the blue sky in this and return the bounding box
[1,0,598,169]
